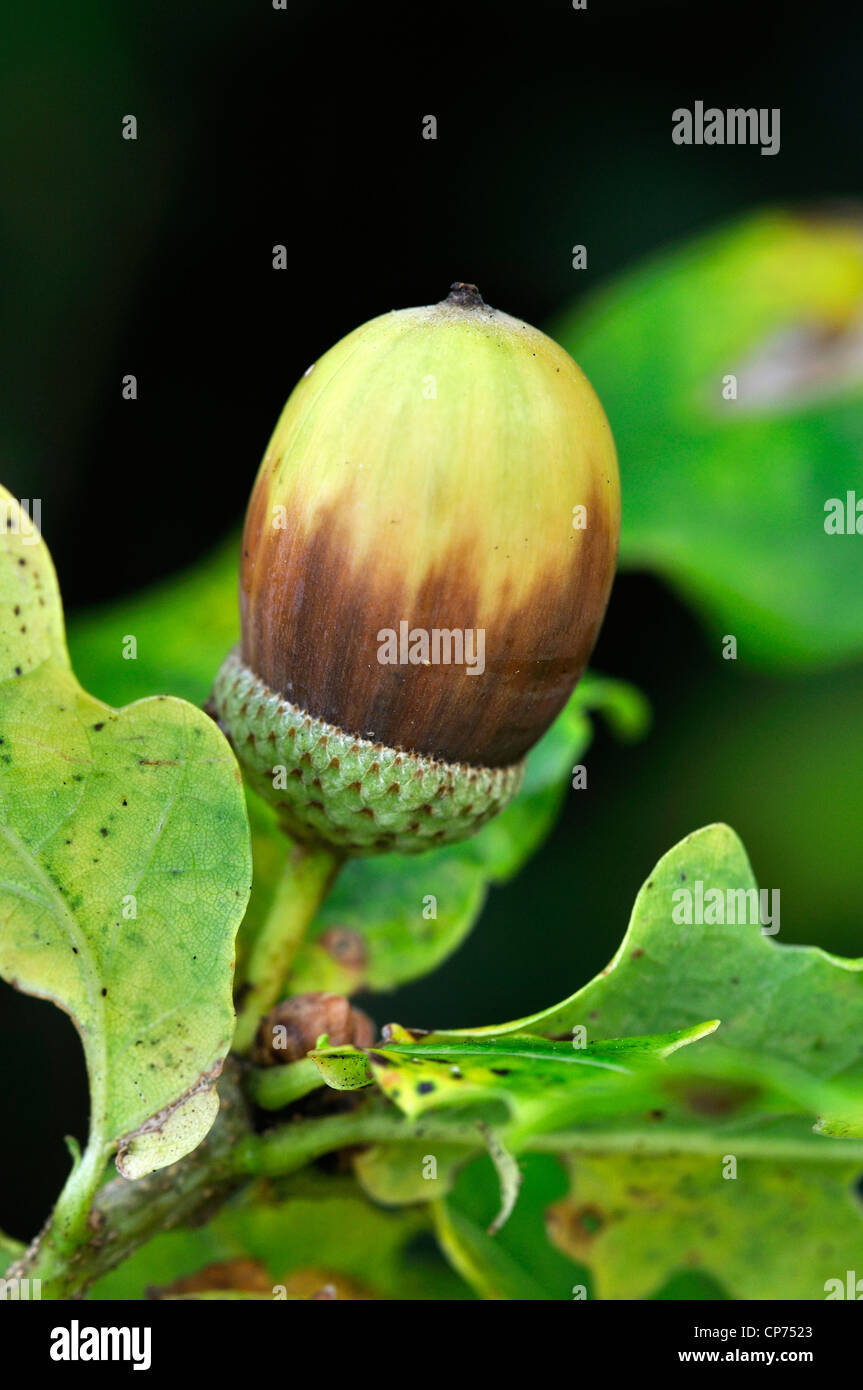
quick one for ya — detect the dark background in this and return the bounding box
[1,0,861,1240]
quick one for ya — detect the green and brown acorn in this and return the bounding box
[211,284,620,854]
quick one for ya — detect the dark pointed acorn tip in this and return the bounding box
[445,281,485,309]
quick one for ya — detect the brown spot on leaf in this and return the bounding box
[318,926,368,969]
[667,1078,760,1118]
[546,1201,607,1257]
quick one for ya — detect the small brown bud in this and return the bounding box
[252,991,375,1066]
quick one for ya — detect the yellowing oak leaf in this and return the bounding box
[0,488,251,1183]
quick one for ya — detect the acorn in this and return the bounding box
[212,284,619,854]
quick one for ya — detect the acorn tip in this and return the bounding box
[445,282,485,309]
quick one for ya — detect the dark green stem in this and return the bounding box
[233,840,344,1053]
[231,1107,484,1180]
[246,1057,324,1109]
[9,1062,252,1299]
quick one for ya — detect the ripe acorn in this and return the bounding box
[212,284,619,854]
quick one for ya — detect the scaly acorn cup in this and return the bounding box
[212,284,620,855]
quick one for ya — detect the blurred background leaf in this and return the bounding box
[434,1153,585,1301]
[91,1172,468,1301]
[555,210,863,669]
[68,538,240,709]
[548,1151,863,1301]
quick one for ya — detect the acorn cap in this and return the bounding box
[211,647,523,853]
[212,285,619,854]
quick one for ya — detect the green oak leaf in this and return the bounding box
[313,1022,863,1165]
[308,1047,373,1091]
[67,536,648,996]
[352,1140,466,1208]
[0,489,251,1179]
[547,1151,863,1301]
[554,209,863,668]
[433,824,863,1134]
[312,1019,863,1246]
[311,1022,718,1134]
